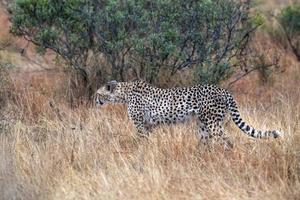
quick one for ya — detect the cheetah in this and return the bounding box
[95,80,282,146]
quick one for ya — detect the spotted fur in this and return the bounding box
[96,80,282,146]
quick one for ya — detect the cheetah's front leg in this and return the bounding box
[128,109,150,138]
[133,119,150,137]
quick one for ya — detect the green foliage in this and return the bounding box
[251,12,265,27]
[196,61,233,85]
[280,4,300,36]
[278,4,300,61]
[10,0,255,85]
[11,0,93,64]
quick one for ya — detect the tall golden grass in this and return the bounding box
[0,76,299,200]
[1,1,299,199]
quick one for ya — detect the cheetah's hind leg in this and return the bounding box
[196,120,212,145]
[197,117,233,150]
[211,124,234,149]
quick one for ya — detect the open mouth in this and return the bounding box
[96,99,105,105]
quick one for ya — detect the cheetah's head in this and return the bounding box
[95,80,129,105]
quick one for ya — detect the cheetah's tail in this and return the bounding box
[227,95,283,138]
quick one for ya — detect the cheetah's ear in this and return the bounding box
[106,80,118,92]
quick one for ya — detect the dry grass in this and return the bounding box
[0,1,299,199]
[0,86,299,200]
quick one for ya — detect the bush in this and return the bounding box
[10,0,256,89]
[279,4,300,61]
